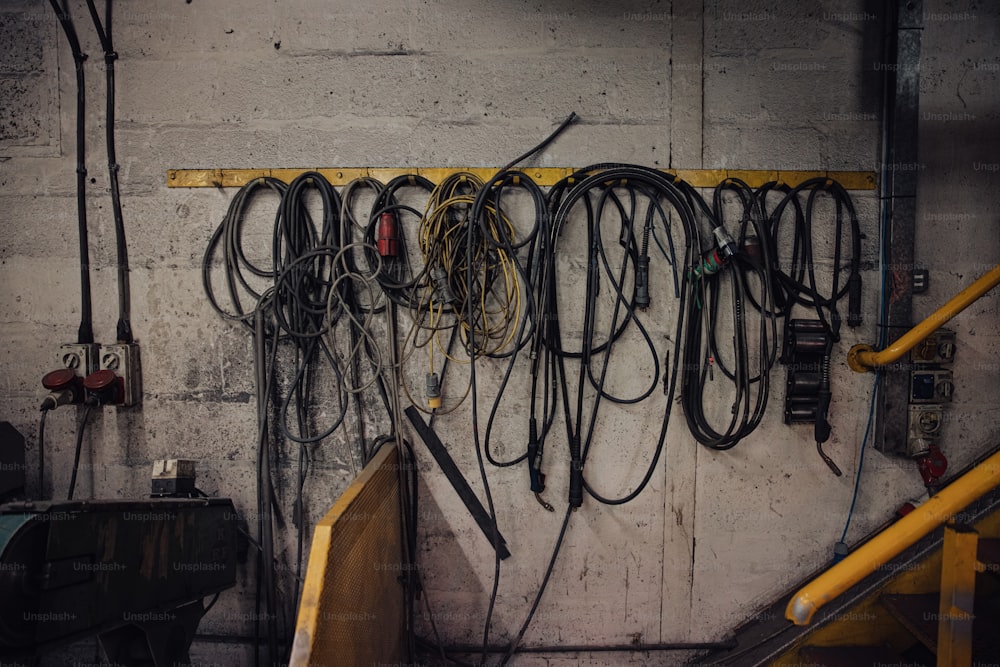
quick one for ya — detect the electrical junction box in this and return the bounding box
[151,459,196,497]
[910,369,954,403]
[906,328,956,459]
[100,342,142,407]
[907,405,944,457]
[910,328,956,364]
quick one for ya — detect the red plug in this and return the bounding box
[378,212,399,257]
[916,444,948,488]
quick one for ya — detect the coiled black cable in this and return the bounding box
[546,165,694,506]
[763,177,864,340]
[679,178,779,450]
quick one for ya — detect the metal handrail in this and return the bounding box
[848,263,1000,372]
[786,449,1000,625]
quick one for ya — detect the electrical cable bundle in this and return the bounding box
[84,0,134,344]
[204,171,404,666]
[43,0,135,504]
[47,0,94,347]
[762,177,864,338]
[678,178,780,450]
[198,119,866,665]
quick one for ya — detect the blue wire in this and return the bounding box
[839,140,892,548]
[839,371,881,543]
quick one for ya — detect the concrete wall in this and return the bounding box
[0,0,997,665]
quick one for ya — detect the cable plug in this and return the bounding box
[377,212,399,257]
[712,226,738,260]
[425,372,442,410]
[41,368,83,409]
[430,267,456,304]
[40,389,76,411]
[634,255,650,310]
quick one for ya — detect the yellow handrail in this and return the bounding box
[785,449,1000,625]
[848,263,1000,372]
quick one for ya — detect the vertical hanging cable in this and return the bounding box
[47,0,94,345]
[84,0,133,343]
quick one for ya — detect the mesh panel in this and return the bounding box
[291,445,404,666]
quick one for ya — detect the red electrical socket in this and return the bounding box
[83,369,123,405]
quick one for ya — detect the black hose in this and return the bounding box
[84,0,133,343]
[67,405,94,500]
[37,409,48,500]
[47,0,94,345]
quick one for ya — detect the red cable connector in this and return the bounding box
[377,212,399,257]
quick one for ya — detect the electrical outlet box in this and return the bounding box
[907,404,944,457]
[151,459,196,496]
[909,404,944,437]
[59,343,100,376]
[100,343,142,407]
[911,329,956,364]
[910,369,953,404]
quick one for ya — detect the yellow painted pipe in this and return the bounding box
[848,263,1000,372]
[785,449,1000,625]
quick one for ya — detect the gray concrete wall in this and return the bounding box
[0,0,997,665]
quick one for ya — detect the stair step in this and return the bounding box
[880,593,939,652]
[881,591,1000,660]
[799,644,911,667]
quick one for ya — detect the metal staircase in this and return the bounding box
[696,465,1000,666]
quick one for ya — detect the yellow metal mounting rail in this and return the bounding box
[166,167,876,190]
[848,263,1000,372]
[785,449,1000,625]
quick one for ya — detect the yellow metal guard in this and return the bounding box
[786,449,1000,625]
[848,263,1000,372]
[936,524,978,666]
[290,444,405,666]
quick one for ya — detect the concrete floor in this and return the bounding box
[1,0,998,664]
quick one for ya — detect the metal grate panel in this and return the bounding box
[290,444,404,666]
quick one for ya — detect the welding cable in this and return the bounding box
[463,119,578,660]
[498,504,572,665]
[37,409,48,500]
[546,165,695,506]
[66,404,95,501]
[271,173,352,639]
[499,111,578,172]
[47,0,94,345]
[470,172,551,474]
[493,167,693,663]
[339,178,392,462]
[763,177,863,340]
[340,177,387,313]
[202,177,289,327]
[364,175,436,308]
[678,178,779,450]
[253,307,281,666]
[464,204,503,666]
[84,0,133,343]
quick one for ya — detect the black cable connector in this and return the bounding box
[634,255,651,310]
